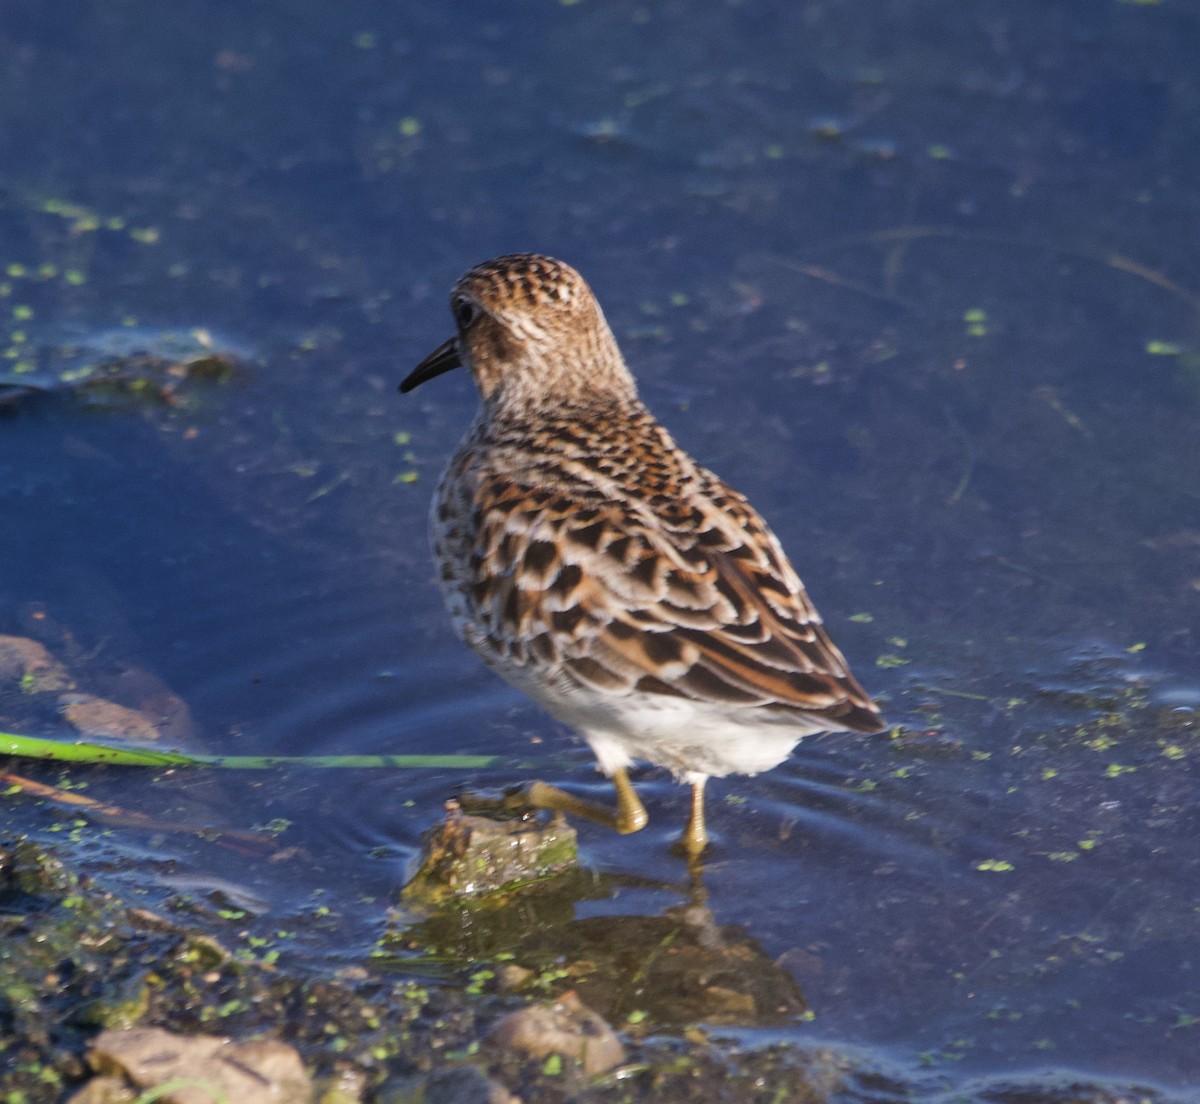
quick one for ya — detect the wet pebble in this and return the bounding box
[87,1026,311,1104]
[403,802,578,905]
[64,1076,137,1104]
[486,990,625,1077]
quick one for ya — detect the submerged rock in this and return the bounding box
[1,629,192,746]
[58,693,163,743]
[0,634,73,694]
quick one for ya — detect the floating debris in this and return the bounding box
[0,326,247,412]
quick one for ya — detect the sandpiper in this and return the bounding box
[400,254,884,856]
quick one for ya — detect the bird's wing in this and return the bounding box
[467,468,885,734]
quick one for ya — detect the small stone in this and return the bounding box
[89,1026,311,1104]
[64,1076,138,1104]
[402,802,577,905]
[486,991,625,1077]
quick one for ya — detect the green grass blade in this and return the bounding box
[0,732,498,770]
[1,732,197,766]
[198,754,500,769]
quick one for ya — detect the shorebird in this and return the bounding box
[400,254,884,856]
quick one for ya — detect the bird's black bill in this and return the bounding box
[399,337,462,393]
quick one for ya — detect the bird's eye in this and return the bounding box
[452,296,478,328]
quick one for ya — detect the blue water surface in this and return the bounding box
[2,1,1199,1098]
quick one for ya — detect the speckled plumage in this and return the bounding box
[401,254,884,848]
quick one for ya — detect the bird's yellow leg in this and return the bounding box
[611,766,649,834]
[460,767,648,836]
[679,776,709,858]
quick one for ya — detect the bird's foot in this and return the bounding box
[672,776,709,862]
[455,782,547,822]
[457,769,648,837]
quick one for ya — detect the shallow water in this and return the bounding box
[3,0,1200,1097]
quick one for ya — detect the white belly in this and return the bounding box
[507,671,835,781]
